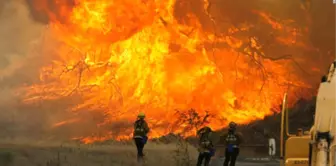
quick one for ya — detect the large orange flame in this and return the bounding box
[21,0,314,143]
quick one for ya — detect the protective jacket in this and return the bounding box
[197,127,214,153]
[133,119,150,138]
[220,131,243,148]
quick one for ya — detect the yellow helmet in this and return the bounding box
[138,112,145,118]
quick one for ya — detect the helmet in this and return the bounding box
[198,126,212,138]
[229,121,237,129]
[138,112,145,118]
[202,126,212,133]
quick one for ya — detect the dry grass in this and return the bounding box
[0,140,199,166]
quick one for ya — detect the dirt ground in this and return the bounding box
[0,140,200,166]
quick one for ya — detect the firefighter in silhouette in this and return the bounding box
[133,112,150,162]
[196,126,215,166]
[220,121,243,166]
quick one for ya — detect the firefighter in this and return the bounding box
[221,121,243,166]
[196,126,215,166]
[133,112,150,162]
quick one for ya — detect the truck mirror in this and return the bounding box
[296,128,303,136]
[321,75,327,82]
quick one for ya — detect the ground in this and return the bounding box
[211,158,279,166]
[0,141,198,166]
[0,140,278,166]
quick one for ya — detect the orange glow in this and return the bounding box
[21,0,313,143]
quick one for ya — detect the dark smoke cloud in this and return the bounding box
[309,0,335,54]
[25,0,75,24]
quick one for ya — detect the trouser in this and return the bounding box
[134,138,145,160]
[223,148,239,166]
[196,152,211,166]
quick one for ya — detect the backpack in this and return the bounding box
[134,120,146,136]
[199,131,213,149]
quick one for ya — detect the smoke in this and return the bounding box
[24,0,76,24]
[0,0,45,87]
[0,0,55,140]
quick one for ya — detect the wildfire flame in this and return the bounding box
[21,0,314,143]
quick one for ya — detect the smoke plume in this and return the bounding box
[0,0,52,140]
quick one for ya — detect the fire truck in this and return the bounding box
[279,60,335,166]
